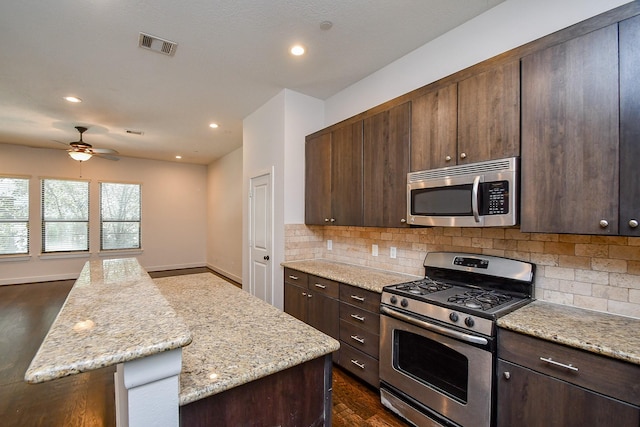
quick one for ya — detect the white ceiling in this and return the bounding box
[0,0,503,165]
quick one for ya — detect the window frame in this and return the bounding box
[0,175,30,256]
[99,181,142,251]
[41,178,90,254]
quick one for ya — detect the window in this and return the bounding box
[42,179,89,253]
[0,177,29,255]
[100,182,141,250]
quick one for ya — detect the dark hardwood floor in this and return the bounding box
[0,274,408,426]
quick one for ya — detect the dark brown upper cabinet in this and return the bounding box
[619,14,640,236]
[305,122,363,226]
[457,60,520,165]
[520,24,620,235]
[411,60,519,171]
[410,84,457,171]
[363,102,411,227]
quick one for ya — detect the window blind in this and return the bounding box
[41,178,89,253]
[0,177,29,255]
[100,182,141,250]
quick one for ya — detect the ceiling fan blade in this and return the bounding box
[92,148,118,154]
[94,153,120,161]
[52,139,71,147]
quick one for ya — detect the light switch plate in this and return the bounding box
[327,240,332,251]
[372,244,378,257]
[390,247,397,259]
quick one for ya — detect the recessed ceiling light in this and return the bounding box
[175,155,182,159]
[209,123,219,129]
[64,96,82,103]
[290,45,305,56]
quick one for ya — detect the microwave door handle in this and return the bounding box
[472,175,481,223]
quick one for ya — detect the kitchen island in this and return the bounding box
[25,259,339,426]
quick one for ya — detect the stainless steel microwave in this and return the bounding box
[407,157,518,227]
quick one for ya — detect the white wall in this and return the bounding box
[0,143,207,284]
[243,89,323,309]
[207,146,243,283]
[324,0,633,125]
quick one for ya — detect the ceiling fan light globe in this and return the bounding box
[69,151,93,162]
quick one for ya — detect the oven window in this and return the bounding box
[411,185,473,216]
[394,330,468,403]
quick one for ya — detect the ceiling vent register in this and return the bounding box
[138,32,177,56]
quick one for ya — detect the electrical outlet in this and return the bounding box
[390,247,397,259]
[327,240,333,251]
[372,244,378,257]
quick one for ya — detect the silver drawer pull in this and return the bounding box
[540,357,578,372]
[314,283,326,289]
[350,314,365,322]
[350,359,365,370]
[288,275,299,280]
[350,335,365,344]
[350,295,365,302]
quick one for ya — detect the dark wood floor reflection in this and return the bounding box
[1,276,408,426]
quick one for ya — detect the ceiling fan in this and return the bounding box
[62,126,119,162]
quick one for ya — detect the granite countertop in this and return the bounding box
[154,273,340,406]
[281,259,418,293]
[498,300,640,365]
[25,258,192,384]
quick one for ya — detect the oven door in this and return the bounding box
[380,308,493,427]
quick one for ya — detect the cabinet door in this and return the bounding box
[307,291,339,340]
[457,60,520,164]
[284,282,307,323]
[497,360,640,427]
[331,122,363,226]
[305,133,332,225]
[411,84,457,171]
[363,102,411,227]
[521,25,619,234]
[620,15,640,237]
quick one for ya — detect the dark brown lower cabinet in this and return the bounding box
[497,329,640,427]
[497,360,639,427]
[180,355,332,427]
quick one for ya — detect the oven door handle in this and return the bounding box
[472,175,481,223]
[381,306,489,346]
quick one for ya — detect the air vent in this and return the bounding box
[138,32,177,56]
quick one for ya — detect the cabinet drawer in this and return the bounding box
[340,344,379,388]
[340,319,379,358]
[339,303,380,334]
[498,329,640,405]
[284,268,308,287]
[340,284,381,313]
[308,275,339,298]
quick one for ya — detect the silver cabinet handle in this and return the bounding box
[460,152,467,159]
[324,218,329,222]
[302,292,307,296]
[539,357,578,372]
[599,219,609,228]
[503,371,511,380]
[400,218,406,223]
[307,293,313,298]
[445,155,452,162]
[350,335,365,344]
[350,295,365,302]
[350,314,365,322]
[629,219,639,228]
[314,283,326,289]
[350,359,365,369]
[330,218,336,223]
[288,275,299,280]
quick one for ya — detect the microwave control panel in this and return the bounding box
[481,181,509,215]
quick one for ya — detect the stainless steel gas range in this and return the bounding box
[379,252,535,427]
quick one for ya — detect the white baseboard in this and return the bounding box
[206,263,242,285]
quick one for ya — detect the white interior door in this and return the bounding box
[249,173,272,304]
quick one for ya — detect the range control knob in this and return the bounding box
[390,296,398,305]
[464,317,475,328]
[401,299,409,308]
[449,312,459,322]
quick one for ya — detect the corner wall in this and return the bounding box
[207,147,243,283]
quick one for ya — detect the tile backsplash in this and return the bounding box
[284,224,640,319]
